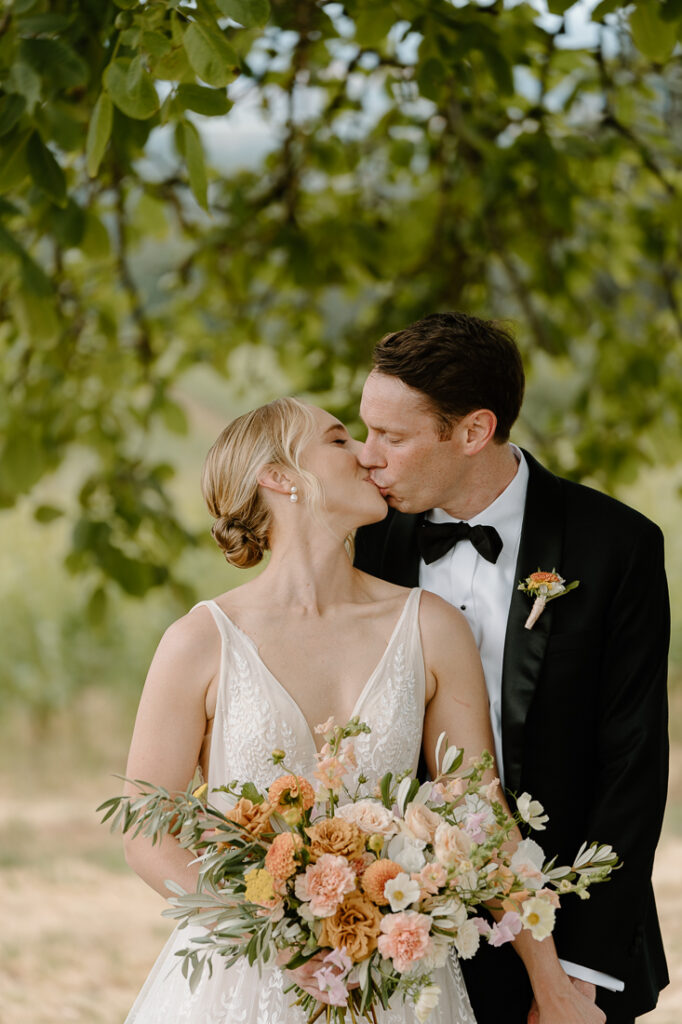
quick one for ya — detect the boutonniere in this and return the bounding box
[518,570,580,630]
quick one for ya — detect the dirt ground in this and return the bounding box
[1,759,680,1024]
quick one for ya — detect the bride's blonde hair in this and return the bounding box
[201,397,323,568]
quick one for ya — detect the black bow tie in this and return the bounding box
[417,519,503,565]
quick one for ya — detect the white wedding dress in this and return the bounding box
[125,588,476,1024]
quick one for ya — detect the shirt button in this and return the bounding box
[460,605,466,610]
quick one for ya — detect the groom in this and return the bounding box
[354,312,669,1024]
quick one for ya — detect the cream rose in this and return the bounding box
[403,803,442,843]
[336,799,398,837]
[433,822,473,869]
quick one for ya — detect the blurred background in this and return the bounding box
[0,0,680,1020]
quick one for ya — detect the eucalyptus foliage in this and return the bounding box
[0,0,680,599]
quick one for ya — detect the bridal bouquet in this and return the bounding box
[100,720,619,1023]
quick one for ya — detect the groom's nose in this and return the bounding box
[357,432,385,469]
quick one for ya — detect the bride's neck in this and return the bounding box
[255,527,358,614]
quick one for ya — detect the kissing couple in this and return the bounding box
[120,311,669,1024]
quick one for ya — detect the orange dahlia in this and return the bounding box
[265,832,303,880]
[361,858,403,906]
[268,774,315,812]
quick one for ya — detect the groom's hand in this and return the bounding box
[527,977,602,1024]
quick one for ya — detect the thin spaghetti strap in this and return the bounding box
[188,599,231,641]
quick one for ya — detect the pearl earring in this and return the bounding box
[289,485,298,503]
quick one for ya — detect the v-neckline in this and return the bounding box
[208,589,419,754]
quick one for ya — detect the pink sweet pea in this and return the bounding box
[488,911,522,947]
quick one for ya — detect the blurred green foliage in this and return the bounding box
[0,0,680,609]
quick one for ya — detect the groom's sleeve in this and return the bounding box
[553,520,669,979]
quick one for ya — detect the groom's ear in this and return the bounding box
[460,409,497,454]
[258,465,294,496]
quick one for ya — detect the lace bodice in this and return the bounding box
[195,587,425,799]
[125,586,477,1024]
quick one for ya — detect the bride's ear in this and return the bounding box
[258,465,295,496]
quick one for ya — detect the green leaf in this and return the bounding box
[6,61,42,113]
[547,0,576,13]
[181,119,208,208]
[380,771,393,809]
[104,57,160,120]
[630,2,676,62]
[151,44,193,82]
[26,131,67,205]
[114,0,140,8]
[49,198,86,248]
[0,132,31,193]
[20,38,89,92]
[176,83,231,116]
[591,0,622,17]
[0,94,26,138]
[216,0,270,28]
[86,92,113,177]
[183,21,239,88]
[16,12,75,35]
[240,782,264,804]
[141,30,173,58]
[34,504,64,523]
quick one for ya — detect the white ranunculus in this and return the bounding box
[387,833,427,872]
[516,792,549,830]
[384,872,421,912]
[521,896,556,940]
[417,935,450,971]
[453,919,481,960]
[414,984,442,1022]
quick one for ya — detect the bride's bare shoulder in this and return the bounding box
[418,589,472,645]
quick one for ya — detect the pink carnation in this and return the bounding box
[294,854,356,918]
[377,910,432,972]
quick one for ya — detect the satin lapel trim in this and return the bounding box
[501,452,565,794]
[383,512,421,586]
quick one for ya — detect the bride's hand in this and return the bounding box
[275,950,359,1004]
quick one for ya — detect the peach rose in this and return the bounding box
[294,854,357,918]
[265,831,303,880]
[412,862,447,897]
[268,774,315,812]
[306,819,366,862]
[403,803,442,843]
[223,798,273,838]
[377,910,432,972]
[361,858,403,906]
[335,799,398,837]
[433,822,473,869]
[319,889,383,962]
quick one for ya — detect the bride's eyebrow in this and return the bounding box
[323,422,347,437]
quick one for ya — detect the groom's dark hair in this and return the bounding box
[371,311,525,442]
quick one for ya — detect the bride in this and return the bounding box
[122,397,604,1024]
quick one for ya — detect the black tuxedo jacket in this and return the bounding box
[354,451,669,1021]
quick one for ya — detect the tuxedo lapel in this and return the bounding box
[382,512,421,586]
[501,452,565,794]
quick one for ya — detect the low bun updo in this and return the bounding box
[201,398,320,568]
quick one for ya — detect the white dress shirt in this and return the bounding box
[419,446,624,994]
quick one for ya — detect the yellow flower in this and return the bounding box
[192,783,208,802]
[244,867,276,906]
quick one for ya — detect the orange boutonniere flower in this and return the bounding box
[518,569,579,630]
